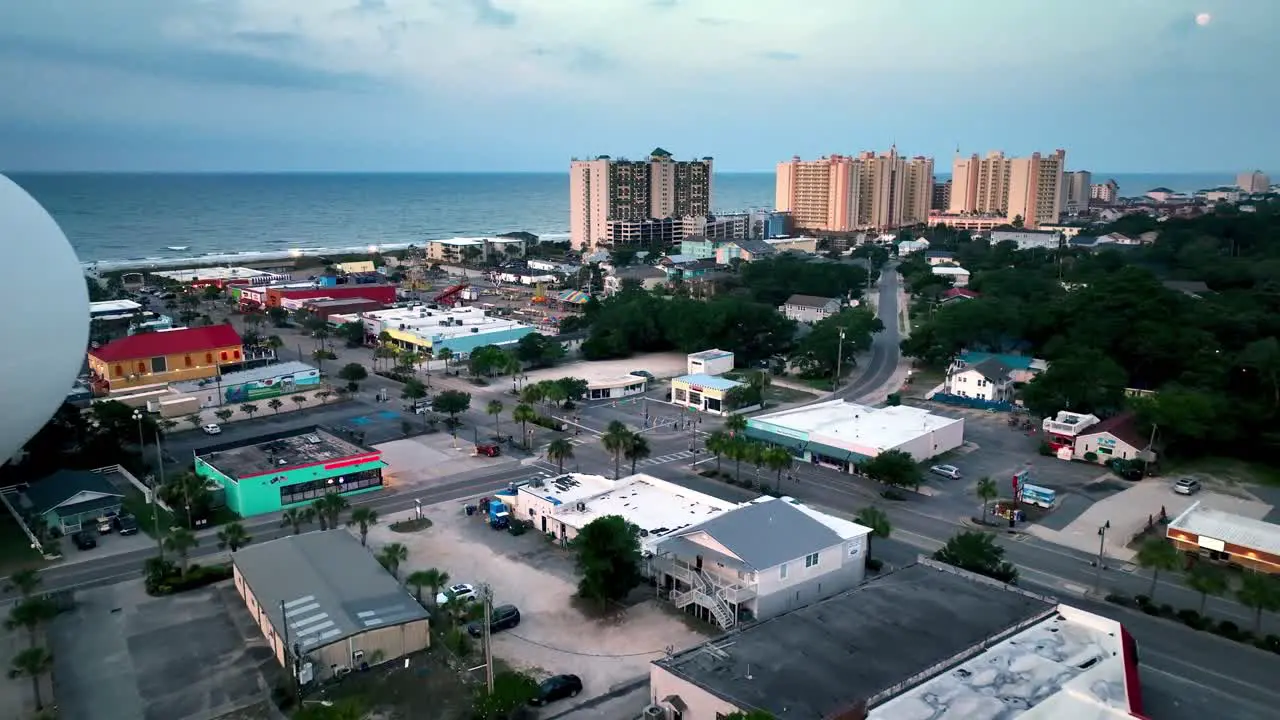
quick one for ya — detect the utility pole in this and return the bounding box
[482,584,494,693]
[833,327,847,391]
[1093,521,1111,595]
[151,429,165,552]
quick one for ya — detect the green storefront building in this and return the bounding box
[195,425,385,517]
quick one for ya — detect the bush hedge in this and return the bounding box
[1107,592,1280,654]
[147,562,233,596]
[531,415,564,431]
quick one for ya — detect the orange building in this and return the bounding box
[1167,502,1280,575]
[87,324,244,395]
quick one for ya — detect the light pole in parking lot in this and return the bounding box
[1093,520,1111,595]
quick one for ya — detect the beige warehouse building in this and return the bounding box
[232,530,430,684]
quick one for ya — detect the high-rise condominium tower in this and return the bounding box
[1091,179,1119,204]
[569,148,712,250]
[1237,170,1271,194]
[1060,171,1092,214]
[775,148,933,233]
[949,150,1066,228]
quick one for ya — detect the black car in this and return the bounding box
[72,531,98,550]
[530,674,582,706]
[467,604,521,638]
[113,513,139,536]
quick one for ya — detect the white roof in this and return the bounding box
[153,266,277,281]
[90,299,142,314]
[519,473,615,507]
[551,474,737,545]
[364,305,533,342]
[931,265,970,275]
[1168,501,1280,556]
[752,400,960,452]
[431,237,484,247]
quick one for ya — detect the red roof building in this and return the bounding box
[1073,413,1154,464]
[265,284,396,309]
[87,324,244,394]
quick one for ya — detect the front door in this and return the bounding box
[541,516,547,533]
[695,555,703,572]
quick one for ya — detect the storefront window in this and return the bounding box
[280,468,383,506]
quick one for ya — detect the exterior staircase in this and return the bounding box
[671,570,736,629]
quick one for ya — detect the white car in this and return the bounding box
[201,424,222,435]
[929,464,962,480]
[436,583,477,606]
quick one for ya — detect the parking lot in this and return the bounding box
[376,434,517,489]
[364,503,710,711]
[48,580,277,720]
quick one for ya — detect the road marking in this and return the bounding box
[1140,648,1280,705]
[639,451,694,467]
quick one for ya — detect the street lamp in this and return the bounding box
[1093,520,1112,595]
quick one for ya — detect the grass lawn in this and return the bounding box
[120,489,176,538]
[0,512,49,574]
[1162,456,1280,488]
[313,649,483,720]
[902,368,945,399]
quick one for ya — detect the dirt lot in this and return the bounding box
[363,503,710,712]
[376,434,515,490]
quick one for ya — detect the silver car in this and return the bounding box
[930,464,962,480]
[1173,478,1201,495]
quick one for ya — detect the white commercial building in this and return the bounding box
[585,375,648,400]
[152,266,287,285]
[89,299,143,320]
[747,400,965,470]
[360,304,535,356]
[989,229,1062,250]
[686,349,734,376]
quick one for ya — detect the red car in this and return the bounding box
[475,443,500,457]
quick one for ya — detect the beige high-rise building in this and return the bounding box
[569,148,712,250]
[1237,170,1271,194]
[948,150,1066,228]
[1091,179,1119,204]
[1061,170,1092,214]
[775,148,933,232]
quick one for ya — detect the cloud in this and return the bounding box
[697,17,732,27]
[761,50,800,62]
[468,0,517,27]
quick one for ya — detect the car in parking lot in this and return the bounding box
[467,604,521,638]
[113,513,139,535]
[1173,478,1201,495]
[529,674,583,706]
[929,464,962,480]
[436,582,477,606]
[72,531,98,550]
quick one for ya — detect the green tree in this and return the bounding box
[624,432,651,474]
[1134,537,1181,602]
[348,507,379,546]
[431,390,472,426]
[705,430,731,473]
[405,568,447,606]
[761,445,793,494]
[1187,562,1229,614]
[5,597,57,648]
[486,399,504,440]
[336,320,366,347]
[861,449,921,491]
[184,413,204,430]
[854,506,891,568]
[975,476,998,523]
[1020,348,1128,418]
[216,522,251,552]
[280,507,315,535]
[724,413,748,437]
[378,542,409,579]
[1237,572,1280,635]
[790,308,884,380]
[290,394,308,411]
[720,711,778,720]
[471,670,540,720]
[932,530,1018,583]
[729,439,758,485]
[338,362,368,391]
[573,515,642,608]
[547,438,574,472]
[163,527,199,575]
[601,421,633,480]
[315,492,350,530]
[267,398,284,415]
[214,408,234,424]
[436,347,454,374]
[4,568,42,599]
[512,403,537,447]
[8,646,53,711]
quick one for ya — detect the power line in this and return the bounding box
[503,631,672,658]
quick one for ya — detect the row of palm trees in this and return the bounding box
[600,421,654,480]
[5,569,56,712]
[1135,535,1280,633]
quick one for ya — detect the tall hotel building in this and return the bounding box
[569,148,712,250]
[774,148,934,233]
[948,150,1066,228]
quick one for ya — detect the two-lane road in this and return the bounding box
[833,263,902,402]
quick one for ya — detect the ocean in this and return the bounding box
[6,171,1241,264]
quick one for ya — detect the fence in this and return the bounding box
[0,486,49,557]
[927,392,1015,412]
[92,464,175,513]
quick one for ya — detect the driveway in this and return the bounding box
[365,505,709,712]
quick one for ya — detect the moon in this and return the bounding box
[1195,12,1212,26]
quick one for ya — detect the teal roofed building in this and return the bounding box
[950,351,1048,384]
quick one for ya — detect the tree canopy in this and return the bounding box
[573,514,643,607]
[901,199,1280,460]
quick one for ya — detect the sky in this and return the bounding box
[0,0,1276,173]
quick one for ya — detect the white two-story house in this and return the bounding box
[779,294,841,324]
[942,356,1015,402]
[649,497,870,629]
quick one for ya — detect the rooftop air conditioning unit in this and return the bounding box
[471,328,479,333]
[642,706,665,720]
[576,502,587,511]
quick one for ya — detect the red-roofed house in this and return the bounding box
[939,287,980,303]
[1072,413,1155,464]
[87,324,244,394]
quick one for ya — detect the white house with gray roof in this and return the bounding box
[232,530,431,683]
[649,497,870,629]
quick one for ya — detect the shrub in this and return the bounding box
[148,562,234,596]
[531,415,564,431]
[885,393,901,406]
[1037,441,1054,456]
[1216,620,1242,641]
[1176,609,1205,630]
[1159,603,1175,617]
[1134,595,1151,607]
[1103,593,1131,607]
[1257,635,1280,654]
[1141,603,1160,616]
[865,557,884,572]
[1084,451,1099,463]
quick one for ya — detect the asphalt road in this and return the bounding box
[835,264,901,401]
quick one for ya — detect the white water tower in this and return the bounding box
[0,174,89,463]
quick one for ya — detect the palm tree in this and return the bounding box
[315,390,333,405]
[854,507,892,569]
[311,348,329,373]
[1135,537,1181,602]
[705,430,731,473]
[725,413,748,438]
[318,492,350,529]
[406,568,447,606]
[625,433,652,474]
[975,476,998,523]
[9,646,53,711]
[267,398,284,414]
[761,446,793,494]
[184,414,203,430]
[437,347,454,374]
[163,527,198,575]
[291,394,308,411]
[348,507,379,546]
[512,403,537,447]
[545,438,574,472]
[5,568,42,598]
[1187,563,1229,614]
[378,542,409,580]
[730,439,756,484]
[601,421,633,480]
[216,522,251,552]
[487,399,504,440]
[240,402,259,419]
[1237,572,1280,635]
[5,597,57,648]
[280,507,315,534]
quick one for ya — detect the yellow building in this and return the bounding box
[670,373,744,415]
[87,324,244,395]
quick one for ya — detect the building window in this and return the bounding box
[805,552,819,568]
[136,361,146,374]
[673,389,687,402]
[205,353,213,364]
[113,365,123,377]
[279,468,383,506]
[779,563,788,579]
[220,351,229,361]
[233,350,241,360]
[184,355,193,367]
[151,356,167,373]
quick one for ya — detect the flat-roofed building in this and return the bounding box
[152,266,288,288]
[232,530,430,684]
[649,560,1145,720]
[1167,501,1280,574]
[360,304,535,356]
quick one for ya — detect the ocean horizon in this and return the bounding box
[6,171,1252,263]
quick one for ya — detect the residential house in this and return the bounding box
[1097,232,1144,246]
[715,239,777,265]
[989,229,1062,250]
[20,469,124,534]
[779,294,841,324]
[678,237,730,260]
[1162,280,1212,298]
[930,265,970,287]
[938,287,980,304]
[924,250,956,266]
[650,497,870,628]
[897,238,930,255]
[942,357,1015,402]
[948,351,1047,384]
[1073,413,1155,464]
[763,236,819,254]
[659,257,719,282]
[603,265,666,296]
